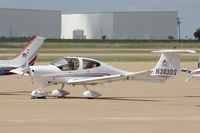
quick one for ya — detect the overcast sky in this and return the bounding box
[0,0,199,39]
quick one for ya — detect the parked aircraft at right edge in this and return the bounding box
[181,57,200,82]
[0,35,45,75]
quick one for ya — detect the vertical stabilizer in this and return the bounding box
[152,50,196,79]
[11,35,45,67]
[198,56,200,68]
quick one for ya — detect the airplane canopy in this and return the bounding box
[50,57,79,71]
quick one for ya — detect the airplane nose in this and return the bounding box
[22,67,31,73]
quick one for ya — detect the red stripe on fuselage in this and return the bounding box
[13,35,36,58]
[29,55,38,66]
[191,71,200,74]
[0,69,12,72]
[54,73,111,78]
[4,69,11,72]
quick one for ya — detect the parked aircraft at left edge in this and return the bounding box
[0,35,45,75]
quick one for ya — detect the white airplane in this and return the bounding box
[181,56,200,82]
[11,50,195,99]
[0,35,45,75]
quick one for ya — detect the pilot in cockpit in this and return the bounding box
[53,58,79,71]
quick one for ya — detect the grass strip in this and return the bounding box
[0,41,200,49]
[0,56,197,62]
[0,49,152,54]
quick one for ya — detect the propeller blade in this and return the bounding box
[17,73,24,79]
[185,76,192,82]
[10,68,24,75]
[10,67,31,77]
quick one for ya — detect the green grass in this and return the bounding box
[34,56,200,62]
[0,39,200,49]
[42,42,200,49]
[0,49,151,54]
[1,41,200,49]
[0,37,199,43]
[0,56,197,62]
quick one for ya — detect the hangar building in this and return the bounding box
[0,8,61,38]
[0,8,177,40]
[62,11,178,40]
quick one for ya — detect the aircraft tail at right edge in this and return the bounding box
[151,50,196,79]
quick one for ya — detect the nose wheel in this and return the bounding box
[31,84,49,99]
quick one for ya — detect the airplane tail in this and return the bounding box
[151,50,196,79]
[198,56,200,68]
[11,35,45,67]
[180,55,200,82]
[181,55,200,74]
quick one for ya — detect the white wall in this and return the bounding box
[0,8,61,38]
[113,11,177,40]
[62,11,177,40]
[62,13,113,39]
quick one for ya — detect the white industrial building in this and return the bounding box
[0,8,61,38]
[62,11,178,40]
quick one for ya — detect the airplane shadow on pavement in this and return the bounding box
[0,91,30,96]
[0,91,162,102]
[50,96,162,102]
[184,96,200,98]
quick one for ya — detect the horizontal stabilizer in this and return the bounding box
[152,50,196,53]
[180,68,191,73]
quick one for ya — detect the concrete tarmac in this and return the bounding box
[0,62,200,133]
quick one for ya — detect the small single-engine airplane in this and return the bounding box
[181,57,200,82]
[11,50,195,99]
[0,35,45,75]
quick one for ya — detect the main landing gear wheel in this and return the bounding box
[52,89,70,98]
[51,84,70,98]
[83,85,102,98]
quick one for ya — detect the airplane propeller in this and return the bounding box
[185,76,193,82]
[11,66,31,78]
[11,59,32,78]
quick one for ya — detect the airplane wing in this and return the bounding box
[67,70,166,85]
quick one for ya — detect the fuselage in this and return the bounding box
[29,57,130,84]
[190,68,200,80]
[0,60,18,75]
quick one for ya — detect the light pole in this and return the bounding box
[176,17,181,42]
[10,25,12,38]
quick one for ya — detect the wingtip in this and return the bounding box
[152,49,196,53]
